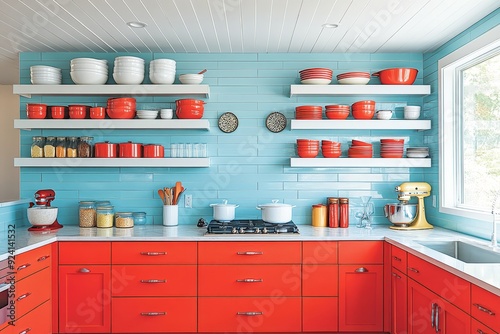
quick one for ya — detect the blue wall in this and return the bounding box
[19,52,430,226]
[423,8,500,241]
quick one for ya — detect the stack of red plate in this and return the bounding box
[297,139,320,158]
[348,139,373,158]
[322,140,341,158]
[107,97,136,119]
[380,139,405,158]
[299,68,333,85]
[325,105,350,119]
[336,72,370,85]
[352,100,376,119]
[295,106,323,120]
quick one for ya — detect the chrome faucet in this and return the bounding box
[492,192,500,249]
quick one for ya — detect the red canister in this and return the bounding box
[143,144,164,158]
[339,198,349,228]
[50,106,67,119]
[328,198,339,228]
[119,141,142,158]
[68,105,89,119]
[90,107,106,119]
[94,142,118,158]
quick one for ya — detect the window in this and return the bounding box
[439,25,500,221]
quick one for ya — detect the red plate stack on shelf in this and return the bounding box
[299,68,333,85]
[348,139,373,158]
[297,139,320,158]
[321,140,342,158]
[325,105,350,119]
[380,139,405,158]
[295,105,323,120]
[336,72,370,85]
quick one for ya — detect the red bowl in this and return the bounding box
[94,142,118,158]
[381,139,405,144]
[351,139,372,146]
[50,106,66,119]
[176,109,204,119]
[298,150,319,158]
[68,105,89,119]
[27,104,47,119]
[325,111,349,120]
[323,151,342,158]
[108,97,136,105]
[106,108,136,119]
[352,109,375,120]
[372,68,418,85]
[175,99,205,107]
[90,107,106,119]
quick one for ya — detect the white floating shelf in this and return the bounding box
[290,84,431,97]
[14,119,210,130]
[15,158,210,168]
[290,119,431,130]
[290,158,431,168]
[13,84,210,98]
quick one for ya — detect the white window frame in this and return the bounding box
[438,24,500,222]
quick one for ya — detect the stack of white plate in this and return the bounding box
[136,109,159,119]
[30,65,62,85]
[70,58,108,85]
[406,147,429,158]
[149,59,176,84]
[113,56,145,85]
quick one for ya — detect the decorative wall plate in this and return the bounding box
[218,112,238,133]
[266,112,287,133]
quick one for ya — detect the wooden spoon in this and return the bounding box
[157,189,166,205]
[198,69,207,75]
[174,181,182,205]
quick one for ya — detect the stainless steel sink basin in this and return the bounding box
[416,240,500,264]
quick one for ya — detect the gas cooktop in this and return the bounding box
[205,219,299,234]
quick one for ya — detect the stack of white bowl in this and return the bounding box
[149,59,176,84]
[70,58,108,85]
[30,65,62,85]
[113,56,145,84]
[136,109,159,119]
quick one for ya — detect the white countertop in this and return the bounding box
[4,224,500,296]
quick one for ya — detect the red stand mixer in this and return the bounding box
[28,189,63,231]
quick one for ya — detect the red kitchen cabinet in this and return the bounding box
[112,241,197,264]
[303,297,338,332]
[338,240,384,264]
[408,279,470,334]
[15,243,51,281]
[471,317,497,334]
[471,284,500,332]
[4,299,52,334]
[14,266,51,318]
[392,268,408,334]
[59,241,111,265]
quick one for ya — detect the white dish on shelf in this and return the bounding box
[406,152,429,158]
[337,77,370,85]
[300,78,331,85]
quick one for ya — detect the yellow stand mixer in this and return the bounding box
[386,182,434,230]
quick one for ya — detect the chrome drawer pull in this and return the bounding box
[435,305,440,333]
[473,303,496,316]
[408,267,419,273]
[140,279,166,284]
[17,263,31,271]
[237,311,263,316]
[431,303,436,328]
[236,278,263,283]
[477,330,486,334]
[355,267,368,273]
[140,252,166,256]
[79,268,91,273]
[141,312,166,316]
[19,329,32,334]
[17,292,31,301]
[237,251,263,255]
[393,256,402,262]
[391,272,401,279]
[37,255,50,262]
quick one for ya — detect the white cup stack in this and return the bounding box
[404,106,421,119]
[30,65,62,85]
[70,58,108,85]
[113,56,145,84]
[149,59,176,84]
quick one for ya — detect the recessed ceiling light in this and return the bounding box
[322,23,339,29]
[127,21,147,29]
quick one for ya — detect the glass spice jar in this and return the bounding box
[55,136,67,158]
[339,198,350,228]
[79,201,96,228]
[133,212,147,225]
[115,212,134,228]
[78,136,93,158]
[96,205,114,228]
[44,136,56,158]
[31,136,45,158]
[67,136,78,158]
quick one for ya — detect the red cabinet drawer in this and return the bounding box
[471,317,497,334]
[407,253,471,313]
[338,241,383,264]
[302,264,338,296]
[15,266,51,318]
[15,244,51,281]
[302,241,337,264]
[112,297,197,333]
[198,297,301,332]
[112,242,196,264]
[199,264,300,296]
[198,241,301,264]
[59,242,111,264]
[112,265,196,296]
[303,297,338,332]
[471,285,500,332]
[391,245,407,274]
[9,300,51,334]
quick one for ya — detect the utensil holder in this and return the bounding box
[163,205,178,226]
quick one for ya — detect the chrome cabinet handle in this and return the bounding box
[435,304,440,333]
[473,303,496,316]
[141,312,166,316]
[408,267,420,273]
[17,263,31,271]
[140,252,166,256]
[19,329,32,334]
[237,251,263,255]
[476,330,486,334]
[236,278,263,283]
[392,272,401,279]
[431,303,436,328]
[37,255,50,262]
[355,267,368,273]
[140,279,166,283]
[17,292,31,301]
[79,268,91,273]
[393,256,402,262]
[237,312,263,316]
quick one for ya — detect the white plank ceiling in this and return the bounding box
[0,0,498,84]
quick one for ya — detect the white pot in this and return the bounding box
[257,200,295,224]
[210,200,239,222]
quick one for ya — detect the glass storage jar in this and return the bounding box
[78,136,93,158]
[96,205,114,228]
[31,136,45,158]
[133,212,147,225]
[43,136,56,158]
[56,137,67,158]
[115,212,134,228]
[79,201,96,227]
[67,136,78,158]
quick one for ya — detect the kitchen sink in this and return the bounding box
[416,240,500,264]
